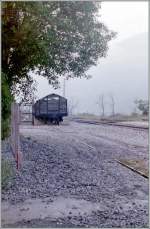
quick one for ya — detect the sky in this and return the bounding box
[100,1,148,42]
[33,1,148,115]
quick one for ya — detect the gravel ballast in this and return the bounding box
[1,122,149,228]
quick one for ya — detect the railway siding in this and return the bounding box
[71,117,149,130]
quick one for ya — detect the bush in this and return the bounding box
[1,159,13,189]
[135,99,149,116]
[1,72,13,140]
[2,118,11,141]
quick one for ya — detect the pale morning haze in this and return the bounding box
[32,1,148,115]
[2,2,149,227]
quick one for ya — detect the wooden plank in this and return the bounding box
[115,159,148,178]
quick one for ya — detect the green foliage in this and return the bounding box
[135,99,149,115]
[1,72,13,139]
[2,1,116,90]
[1,159,13,189]
[2,118,11,140]
[2,2,116,139]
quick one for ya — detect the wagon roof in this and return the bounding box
[36,93,66,103]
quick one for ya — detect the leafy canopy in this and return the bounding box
[2,1,116,90]
[2,1,116,139]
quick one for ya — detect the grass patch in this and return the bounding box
[1,159,13,189]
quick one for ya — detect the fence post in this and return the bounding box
[32,99,35,125]
[11,102,22,169]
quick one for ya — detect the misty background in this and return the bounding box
[32,2,148,115]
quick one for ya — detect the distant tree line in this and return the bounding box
[96,95,149,118]
[67,95,149,118]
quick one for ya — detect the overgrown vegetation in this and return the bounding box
[1,73,13,140]
[1,159,13,189]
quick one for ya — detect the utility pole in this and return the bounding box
[63,77,66,97]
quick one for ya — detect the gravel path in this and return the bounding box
[2,121,149,228]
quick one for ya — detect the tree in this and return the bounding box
[134,99,149,115]
[2,1,116,89]
[2,1,116,138]
[109,94,115,116]
[97,94,105,117]
[68,97,79,115]
[12,78,38,104]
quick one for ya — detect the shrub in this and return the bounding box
[1,72,13,140]
[1,159,13,189]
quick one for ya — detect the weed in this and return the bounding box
[1,159,13,189]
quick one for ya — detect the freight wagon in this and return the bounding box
[33,93,68,125]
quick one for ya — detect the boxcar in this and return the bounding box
[33,93,68,125]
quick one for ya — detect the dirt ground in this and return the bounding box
[1,120,149,228]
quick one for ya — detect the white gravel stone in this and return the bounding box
[1,121,148,228]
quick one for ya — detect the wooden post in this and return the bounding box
[32,99,35,125]
[11,103,22,169]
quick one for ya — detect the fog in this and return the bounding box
[65,33,148,115]
[32,2,148,115]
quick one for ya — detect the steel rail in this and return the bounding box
[72,118,148,130]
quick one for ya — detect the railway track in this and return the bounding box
[72,118,149,130]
